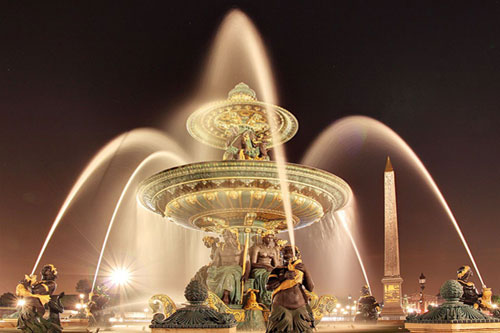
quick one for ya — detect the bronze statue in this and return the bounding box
[88,285,111,327]
[16,264,64,333]
[223,126,270,161]
[207,229,248,304]
[249,232,280,306]
[223,127,241,160]
[253,133,270,160]
[354,285,379,322]
[457,266,482,308]
[193,236,220,287]
[455,266,500,318]
[203,236,220,261]
[266,245,315,333]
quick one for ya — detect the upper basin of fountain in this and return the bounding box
[137,160,352,233]
[186,82,298,150]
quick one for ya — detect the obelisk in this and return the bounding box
[380,157,405,320]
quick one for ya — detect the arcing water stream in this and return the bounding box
[303,115,486,287]
[334,209,372,294]
[91,151,187,293]
[31,129,188,278]
[30,133,128,276]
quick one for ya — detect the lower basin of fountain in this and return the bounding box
[138,160,352,232]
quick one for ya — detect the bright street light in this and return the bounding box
[17,299,26,307]
[111,268,131,286]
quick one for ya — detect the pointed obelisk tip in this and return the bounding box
[385,156,394,172]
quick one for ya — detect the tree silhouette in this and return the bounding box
[0,292,16,307]
[75,279,92,295]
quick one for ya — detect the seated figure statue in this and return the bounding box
[266,245,315,333]
[354,285,379,322]
[207,229,248,304]
[16,264,64,333]
[457,265,482,308]
[249,232,280,306]
[193,236,220,288]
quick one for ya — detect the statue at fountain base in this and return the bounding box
[88,286,112,328]
[15,265,64,333]
[265,245,316,333]
[354,285,380,323]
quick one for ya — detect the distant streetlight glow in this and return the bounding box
[111,268,131,286]
[17,299,26,307]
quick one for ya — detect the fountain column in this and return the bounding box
[380,157,405,321]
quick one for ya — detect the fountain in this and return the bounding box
[138,83,349,330]
[10,8,494,333]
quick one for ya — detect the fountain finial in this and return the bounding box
[228,82,257,101]
[385,156,393,172]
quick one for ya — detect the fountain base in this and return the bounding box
[405,322,500,332]
[405,280,500,333]
[152,329,236,333]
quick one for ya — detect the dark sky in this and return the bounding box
[1,1,500,301]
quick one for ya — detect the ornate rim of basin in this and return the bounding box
[138,160,352,232]
[186,83,298,150]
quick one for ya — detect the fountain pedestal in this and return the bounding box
[405,280,500,332]
[405,322,500,332]
[152,328,235,333]
[150,280,237,333]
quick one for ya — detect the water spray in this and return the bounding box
[91,151,186,292]
[334,210,372,294]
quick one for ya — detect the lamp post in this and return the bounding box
[419,273,426,313]
[348,295,353,319]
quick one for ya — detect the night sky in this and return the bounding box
[1,1,500,301]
